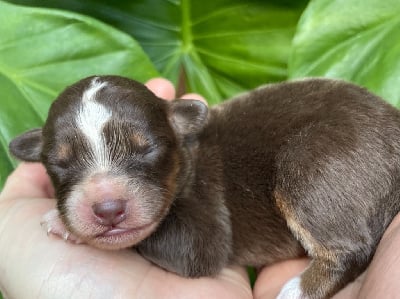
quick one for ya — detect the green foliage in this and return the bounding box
[290,0,400,106]
[8,0,307,102]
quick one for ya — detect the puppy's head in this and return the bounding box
[9,75,208,249]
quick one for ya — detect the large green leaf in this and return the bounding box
[289,0,400,106]
[0,1,158,188]
[7,0,308,103]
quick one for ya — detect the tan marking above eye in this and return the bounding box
[130,132,150,148]
[57,143,72,161]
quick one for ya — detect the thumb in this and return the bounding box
[145,78,176,100]
[1,163,54,200]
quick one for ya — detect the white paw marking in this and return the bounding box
[41,209,83,244]
[276,276,307,299]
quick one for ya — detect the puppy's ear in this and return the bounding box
[168,99,208,137]
[9,128,43,162]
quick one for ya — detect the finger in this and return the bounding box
[0,163,54,200]
[151,265,252,299]
[145,78,176,100]
[217,265,252,298]
[356,213,400,298]
[253,258,309,299]
[180,93,208,105]
[333,273,364,298]
[195,265,252,299]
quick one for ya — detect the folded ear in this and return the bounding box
[168,99,208,137]
[9,128,43,162]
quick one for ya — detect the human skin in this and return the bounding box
[1,78,400,298]
[254,213,400,299]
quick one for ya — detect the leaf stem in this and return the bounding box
[181,0,192,52]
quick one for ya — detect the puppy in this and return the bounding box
[9,75,400,298]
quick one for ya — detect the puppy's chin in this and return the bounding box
[85,221,160,250]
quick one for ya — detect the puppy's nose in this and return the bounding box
[92,199,127,226]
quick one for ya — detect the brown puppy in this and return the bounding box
[9,76,400,298]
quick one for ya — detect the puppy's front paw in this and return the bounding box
[41,209,83,244]
[276,276,307,299]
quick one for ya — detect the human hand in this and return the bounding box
[253,214,400,298]
[0,78,252,299]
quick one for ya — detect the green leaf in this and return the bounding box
[0,1,158,189]
[7,0,308,103]
[289,0,400,106]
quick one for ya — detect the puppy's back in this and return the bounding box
[201,78,400,298]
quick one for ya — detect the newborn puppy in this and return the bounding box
[9,75,400,299]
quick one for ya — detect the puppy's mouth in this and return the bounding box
[88,221,159,249]
[95,223,153,238]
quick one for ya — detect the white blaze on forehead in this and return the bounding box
[76,78,112,169]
